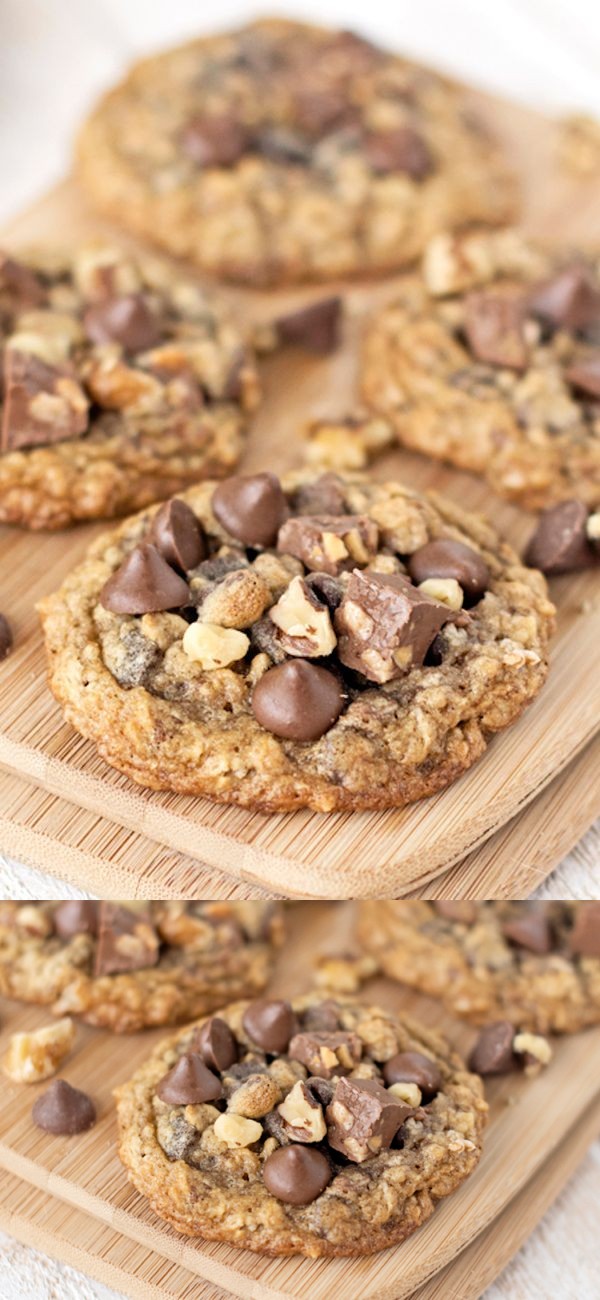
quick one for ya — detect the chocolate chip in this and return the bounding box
[408,540,490,602]
[54,901,99,941]
[464,291,529,370]
[301,999,341,1032]
[155,1053,223,1105]
[292,87,350,137]
[334,570,462,683]
[211,473,289,548]
[194,1017,238,1073]
[433,901,478,924]
[148,499,207,572]
[1,350,89,452]
[277,513,379,576]
[326,1077,413,1162]
[277,297,342,354]
[501,906,552,954]
[528,264,600,333]
[32,1079,96,1135]
[565,354,600,398]
[524,500,596,575]
[292,472,347,517]
[242,999,298,1053]
[289,1030,363,1079]
[100,543,190,615]
[94,903,160,977]
[263,1144,331,1204]
[364,126,433,179]
[252,660,345,740]
[382,1052,443,1099]
[0,253,46,308]
[468,1021,517,1076]
[83,294,163,352]
[568,903,600,958]
[0,613,13,661]
[182,115,248,166]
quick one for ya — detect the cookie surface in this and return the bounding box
[115,992,487,1256]
[358,902,600,1034]
[361,229,600,511]
[76,19,514,287]
[39,470,554,813]
[0,244,259,529]
[0,902,282,1033]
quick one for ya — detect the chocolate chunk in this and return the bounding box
[32,1079,96,1135]
[304,572,344,610]
[251,660,345,740]
[1,349,89,452]
[524,500,596,575]
[277,297,342,354]
[433,901,478,924]
[155,1053,223,1105]
[468,1021,517,1076]
[148,499,207,572]
[565,354,600,398]
[464,291,529,370]
[0,253,46,308]
[289,1030,362,1079]
[54,901,99,941]
[568,903,600,958]
[382,1051,442,1100]
[94,903,160,977]
[334,570,461,683]
[100,543,190,615]
[501,906,552,954]
[0,613,13,661]
[408,540,490,602]
[528,264,600,333]
[242,999,298,1053]
[182,114,248,167]
[277,514,378,577]
[83,294,163,352]
[212,473,289,547]
[254,126,312,165]
[262,1144,331,1204]
[194,1017,238,1073]
[364,126,433,179]
[292,87,349,137]
[326,1077,413,1162]
[292,472,347,517]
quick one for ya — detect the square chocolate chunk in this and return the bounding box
[1,349,89,452]
[288,1030,363,1079]
[94,903,161,977]
[326,1077,413,1162]
[277,514,379,576]
[334,570,460,683]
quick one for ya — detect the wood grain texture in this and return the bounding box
[0,903,599,1299]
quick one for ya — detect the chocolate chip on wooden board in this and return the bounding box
[524,499,598,574]
[211,473,289,548]
[468,1021,518,1076]
[32,1079,96,1135]
[0,613,13,661]
[334,569,463,683]
[1,349,89,452]
[251,659,345,740]
[94,903,160,977]
[276,297,342,354]
[100,543,190,615]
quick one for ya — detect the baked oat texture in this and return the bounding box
[76,18,515,287]
[0,902,283,1033]
[357,902,600,1034]
[361,229,600,510]
[115,992,487,1257]
[38,471,555,814]
[0,244,259,529]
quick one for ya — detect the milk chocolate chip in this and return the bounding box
[211,473,288,547]
[251,660,345,740]
[83,294,163,352]
[565,353,600,398]
[54,901,99,941]
[94,903,160,977]
[32,1079,96,1135]
[149,498,207,572]
[382,1051,442,1099]
[334,570,461,683]
[524,500,596,574]
[156,1053,223,1104]
[242,999,298,1053]
[263,1144,332,1204]
[464,291,529,370]
[408,540,490,602]
[468,1021,517,1075]
[0,613,13,661]
[182,115,249,166]
[568,903,600,958]
[326,1077,413,1162]
[501,906,552,954]
[100,543,190,614]
[194,1017,238,1072]
[277,297,342,354]
[364,126,433,179]
[529,264,600,333]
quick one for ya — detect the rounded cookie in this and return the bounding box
[0,244,259,529]
[0,901,282,1033]
[115,992,487,1256]
[76,18,515,287]
[357,901,600,1034]
[361,228,600,511]
[38,469,555,813]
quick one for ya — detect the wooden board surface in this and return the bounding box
[0,902,599,1300]
[2,726,600,900]
[1,91,600,899]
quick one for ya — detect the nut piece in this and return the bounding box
[182,621,249,669]
[269,576,337,658]
[277,1080,327,1143]
[586,512,600,543]
[14,905,54,938]
[387,1081,422,1107]
[513,1032,553,1075]
[418,577,464,610]
[213,1112,263,1148]
[228,1073,282,1118]
[304,416,394,471]
[200,569,270,629]
[2,1018,76,1084]
[314,952,378,994]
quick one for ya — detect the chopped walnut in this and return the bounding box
[277,1080,327,1142]
[387,1081,422,1107]
[303,415,394,470]
[314,951,379,994]
[213,1113,263,1147]
[3,1018,76,1083]
[513,1031,553,1076]
[418,577,464,610]
[269,575,337,657]
[182,621,249,669]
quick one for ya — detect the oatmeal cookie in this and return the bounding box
[76,19,515,287]
[38,470,554,813]
[357,902,600,1034]
[0,901,282,1033]
[115,992,487,1256]
[361,229,600,510]
[0,244,259,529]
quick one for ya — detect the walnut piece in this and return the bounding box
[269,575,336,657]
[277,1080,327,1142]
[213,1113,263,1147]
[2,1018,76,1083]
[418,577,464,610]
[387,1081,422,1107]
[228,1072,282,1118]
[200,569,270,629]
[182,621,249,669]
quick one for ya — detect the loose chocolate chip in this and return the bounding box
[242,999,299,1053]
[334,570,462,683]
[568,903,600,958]
[382,1051,443,1099]
[468,1021,517,1076]
[528,264,600,333]
[277,297,342,354]
[326,1077,413,1162]
[32,1079,96,1135]
[565,354,600,398]
[156,1053,223,1105]
[252,660,345,740]
[364,126,433,179]
[194,1017,238,1073]
[433,901,478,924]
[54,901,99,941]
[148,499,207,572]
[211,473,289,548]
[83,294,163,352]
[501,906,552,954]
[408,540,490,602]
[464,291,529,370]
[263,1144,332,1204]
[524,500,596,575]
[100,543,190,615]
[182,114,249,167]
[94,903,160,977]
[0,613,13,661]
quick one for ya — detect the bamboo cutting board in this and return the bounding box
[1,89,600,897]
[0,903,599,1300]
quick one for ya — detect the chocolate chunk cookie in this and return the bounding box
[38,470,554,813]
[115,993,487,1256]
[0,244,259,529]
[0,902,282,1033]
[361,229,600,511]
[357,902,600,1034]
[76,19,514,287]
